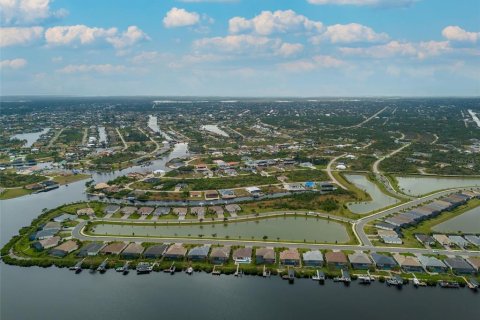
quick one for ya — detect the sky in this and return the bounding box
[1,0,479,97]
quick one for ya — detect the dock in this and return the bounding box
[70,258,85,274]
[163,262,176,274]
[412,274,426,287]
[136,262,153,275]
[262,265,271,278]
[312,270,325,283]
[334,269,351,284]
[212,265,221,276]
[466,277,479,290]
[97,258,108,273]
[116,261,130,275]
[386,275,403,287]
[358,272,374,285]
[282,268,295,283]
[234,264,242,277]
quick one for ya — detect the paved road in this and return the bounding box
[354,187,480,246]
[344,106,388,129]
[72,220,480,258]
[326,153,348,190]
[115,128,128,150]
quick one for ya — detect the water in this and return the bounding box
[396,176,480,196]
[433,206,480,234]
[10,128,50,147]
[201,125,229,137]
[1,265,479,320]
[345,174,399,214]
[98,126,107,144]
[148,115,172,140]
[91,216,350,243]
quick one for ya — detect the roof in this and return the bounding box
[78,242,105,255]
[444,257,474,270]
[53,240,78,253]
[138,207,154,215]
[144,244,169,256]
[466,257,480,269]
[393,254,421,267]
[210,246,231,259]
[417,255,447,268]
[38,236,61,248]
[191,207,206,215]
[225,204,241,212]
[77,208,94,215]
[256,247,275,259]
[279,249,300,261]
[188,245,211,257]
[371,253,397,266]
[303,250,324,261]
[173,207,188,215]
[43,221,61,230]
[448,235,469,247]
[121,206,137,214]
[325,251,348,264]
[122,243,144,255]
[348,252,372,265]
[101,242,128,254]
[165,244,187,256]
[233,247,252,259]
[53,214,73,222]
[104,205,120,213]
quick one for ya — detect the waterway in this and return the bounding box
[10,128,50,147]
[345,174,399,214]
[396,176,480,196]
[98,126,107,144]
[1,265,479,320]
[201,124,229,137]
[148,115,172,141]
[433,205,480,234]
[90,216,350,243]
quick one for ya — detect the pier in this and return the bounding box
[70,258,85,274]
[97,258,108,273]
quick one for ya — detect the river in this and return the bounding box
[1,145,479,319]
[10,128,50,147]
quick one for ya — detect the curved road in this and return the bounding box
[326,153,348,190]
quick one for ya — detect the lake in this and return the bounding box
[396,176,480,196]
[90,216,351,243]
[433,206,480,234]
[201,124,229,137]
[11,128,50,147]
[345,174,399,214]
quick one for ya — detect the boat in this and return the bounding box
[164,262,176,274]
[186,267,193,275]
[467,278,479,291]
[136,262,153,275]
[312,270,325,284]
[412,277,426,287]
[70,259,84,274]
[358,275,373,284]
[282,269,295,283]
[116,261,130,275]
[386,275,403,287]
[97,259,108,273]
[334,269,351,284]
[438,281,460,289]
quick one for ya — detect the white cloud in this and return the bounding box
[163,7,200,28]
[45,25,148,48]
[278,55,345,72]
[306,0,418,7]
[193,34,280,53]
[0,0,67,25]
[0,26,43,47]
[0,58,27,69]
[276,43,304,57]
[442,26,479,43]
[229,10,323,35]
[131,51,162,64]
[340,40,450,59]
[56,64,127,74]
[311,23,389,43]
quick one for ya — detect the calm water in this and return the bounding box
[98,126,107,144]
[148,115,172,140]
[1,264,479,320]
[396,176,480,196]
[433,206,480,234]
[1,145,479,319]
[91,216,350,243]
[345,174,399,214]
[11,128,50,147]
[201,124,229,137]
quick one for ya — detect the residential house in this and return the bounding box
[348,252,373,270]
[466,257,480,272]
[101,242,128,255]
[417,255,448,273]
[104,205,120,215]
[325,251,348,269]
[164,244,187,260]
[279,249,301,267]
[138,207,154,216]
[121,243,145,259]
[233,247,252,264]
[32,236,61,251]
[302,250,324,267]
[143,244,169,259]
[50,240,78,257]
[444,257,476,274]
[255,247,276,264]
[77,242,105,257]
[393,254,423,272]
[77,208,94,217]
[415,234,437,246]
[210,246,231,264]
[370,253,397,270]
[188,245,211,261]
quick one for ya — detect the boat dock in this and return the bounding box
[97,258,108,273]
[466,277,479,290]
[334,269,351,284]
[312,270,325,283]
[387,275,403,287]
[358,271,374,285]
[212,265,221,276]
[234,264,242,277]
[262,265,271,278]
[163,262,176,274]
[136,262,153,275]
[116,261,130,275]
[70,258,85,274]
[412,274,426,287]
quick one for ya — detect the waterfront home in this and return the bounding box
[77,242,105,257]
[104,205,120,215]
[448,235,470,248]
[325,251,348,269]
[381,235,403,245]
[283,183,305,192]
[415,234,437,246]
[120,206,137,215]
[43,221,61,230]
[444,257,476,274]
[393,254,423,272]
[375,222,397,231]
[194,164,209,172]
[233,247,252,264]
[225,204,241,217]
[209,206,224,219]
[143,244,169,259]
[464,235,480,247]
[370,253,397,270]
[302,250,324,267]
[188,245,211,261]
[377,230,399,238]
[191,206,206,217]
[77,208,95,217]
[245,186,262,196]
[53,214,73,223]
[190,191,203,198]
[172,207,188,220]
[433,234,452,247]
[417,255,448,273]
[164,244,187,260]
[33,228,60,240]
[210,246,231,264]
[138,207,154,216]
[348,252,373,270]
[32,236,61,251]
[219,189,236,199]
[204,190,219,200]
[255,247,276,264]
[466,257,480,272]
[121,243,145,259]
[279,249,301,267]
[153,207,170,216]
[50,240,79,257]
[101,242,128,255]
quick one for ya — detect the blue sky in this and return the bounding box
[1,0,479,96]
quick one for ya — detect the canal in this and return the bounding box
[396,176,480,196]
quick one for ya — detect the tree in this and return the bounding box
[262,235,268,240]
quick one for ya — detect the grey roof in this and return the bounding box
[104,205,120,214]
[464,235,480,246]
[144,244,169,256]
[77,242,105,256]
[210,246,231,259]
[53,214,73,223]
[188,245,211,257]
[417,255,447,268]
[122,243,144,255]
[35,228,59,239]
[303,250,324,262]
[444,257,475,271]
[153,207,170,215]
[448,235,470,247]
[371,253,397,266]
[348,252,372,264]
